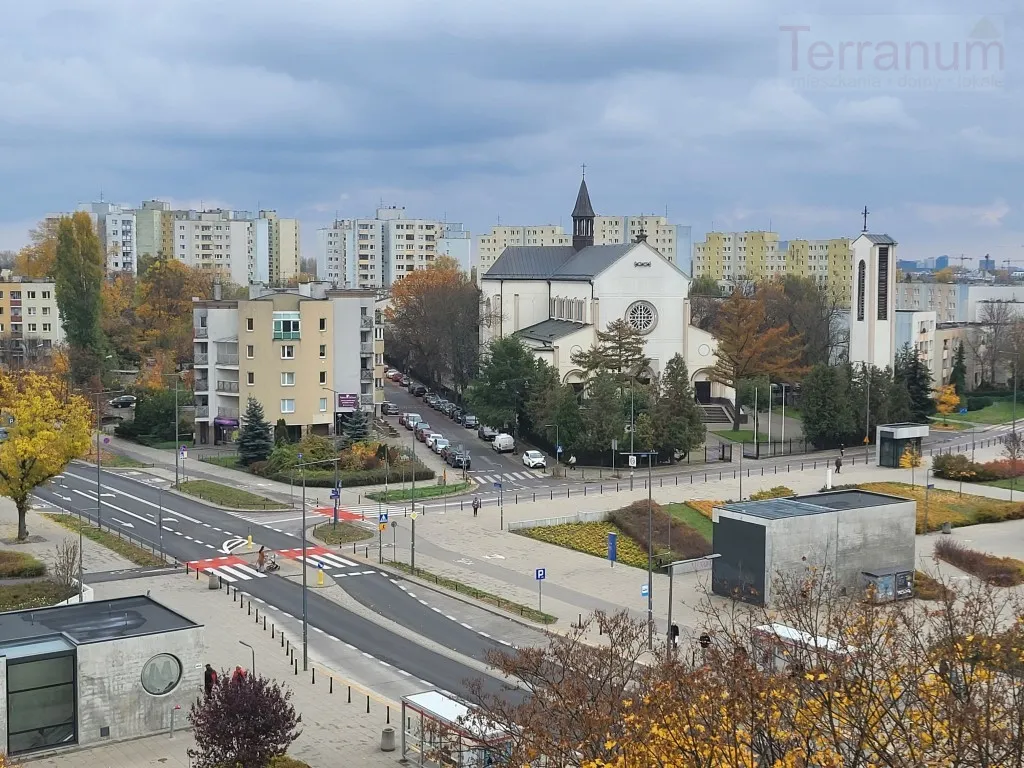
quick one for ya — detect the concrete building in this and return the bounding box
[174,210,254,286]
[0,595,203,757]
[710,490,916,607]
[0,277,65,367]
[438,222,473,275]
[481,177,728,401]
[894,309,936,373]
[79,202,138,274]
[476,216,691,276]
[848,233,898,370]
[259,210,300,284]
[895,283,1024,323]
[693,232,852,305]
[134,200,171,261]
[192,282,383,444]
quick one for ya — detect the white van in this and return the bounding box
[491,433,515,453]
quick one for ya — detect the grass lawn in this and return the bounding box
[983,477,1024,492]
[928,418,972,431]
[83,450,149,468]
[962,399,1019,425]
[366,482,471,503]
[384,559,557,624]
[663,503,713,543]
[312,522,373,545]
[710,429,770,443]
[0,581,76,611]
[860,482,1024,533]
[0,550,47,578]
[201,455,244,470]
[43,514,165,567]
[177,480,286,510]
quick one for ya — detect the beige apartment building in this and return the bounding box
[192,283,383,444]
[0,277,65,368]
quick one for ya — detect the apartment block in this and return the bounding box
[0,277,64,367]
[174,211,254,286]
[259,210,300,284]
[192,282,384,444]
[693,232,852,305]
[135,200,170,261]
[476,217,691,275]
[315,207,461,288]
[80,202,138,273]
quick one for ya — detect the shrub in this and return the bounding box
[0,551,46,578]
[914,570,953,601]
[262,465,434,488]
[931,453,998,482]
[608,501,711,561]
[687,500,721,519]
[934,539,1024,587]
[750,486,794,501]
[979,458,1024,480]
[819,483,860,492]
[966,396,995,411]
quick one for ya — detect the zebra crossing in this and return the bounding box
[471,470,545,484]
[276,547,379,578]
[187,556,268,583]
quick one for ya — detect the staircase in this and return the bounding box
[699,404,732,424]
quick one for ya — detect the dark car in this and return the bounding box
[463,415,479,429]
[390,371,404,382]
[414,422,432,441]
[411,384,427,397]
[381,401,400,415]
[108,394,137,409]
[447,450,471,470]
[452,410,465,424]
[478,425,498,441]
[440,443,455,462]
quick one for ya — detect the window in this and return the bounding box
[246,317,254,332]
[273,311,301,340]
[27,307,35,315]
[877,246,889,320]
[42,323,50,332]
[319,344,326,359]
[246,344,254,358]
[27,324,36,332]
[247,372,254,385]
[42,307,49,315]
[281,345,294,359]
[319,398,328,412]
[856,261,866,321]
[141,654,182,696]
[27,291,36,299]
[319,371,327,385]
[319,317,326,331]
[280,399,295,414]
[281,372,295,386]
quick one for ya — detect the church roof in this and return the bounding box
[859,234,897,245]
[485,243,636,281]
[517,318,591,344]
[572,178,595,218]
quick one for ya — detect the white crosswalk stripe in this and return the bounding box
[297,552,359,569]
[474,470,544,484]
[204,564,267,582]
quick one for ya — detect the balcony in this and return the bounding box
[217,406,240,419]
[273,331,301,341]
[360,316,372,329]
[216,354,239,366]
[195,327,208,338]
[359,394,375,406]
[194,353,209,365]
[195,406,210,419]
[360,342,373,355]
[360,369,373,382]
[194,379,209,392]
[216,381,240,393]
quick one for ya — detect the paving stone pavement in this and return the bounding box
[26,574,416,768]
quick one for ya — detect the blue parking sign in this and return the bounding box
[535,568,546,580]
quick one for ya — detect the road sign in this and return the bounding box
[493,481,502,491]
[628,455,637,468]
[535,568,546,581]
[607,532,617,564]
[611,438,618,450]
[556,444,563,455]
[410,512,418,520]
[959,407,968,414]
[641,583,649,598]
[330,487,341,499]
[390,520,398,528]
[179,446,188,460]
[378,511,389,524]
[378,523,387,531]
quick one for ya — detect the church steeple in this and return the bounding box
[571,169,595,252]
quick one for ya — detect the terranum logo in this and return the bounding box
[779,16,1005,91]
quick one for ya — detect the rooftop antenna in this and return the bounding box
[861,205,870,233]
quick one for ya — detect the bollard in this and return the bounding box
[312,668,316,684]
[169,704,181,738]
[330,677,333,694]
[348,685,352,703]
[255,608,259,622]
[286,639,290,654]
[380,726,396,752]
[294,658,298,675]
[272,623,275,639]
[367,695,371,713]
[387,705,391,724]
[263,616,267,631]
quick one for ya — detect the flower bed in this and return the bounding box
[934,539,1024,587]
[860,482,1024,533]
[518,521,649,568]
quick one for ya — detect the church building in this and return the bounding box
[848,232,898,370]
[480,177,729,402]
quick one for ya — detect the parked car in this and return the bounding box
[385,368,399,379]
[424,394,439,407]
[448,450,471,470]
[463,415,479,429]
[381,401,400,415]
[478,425,498,441]
[440,443,455,462]
[400,375,411,387]
[405,413,423,430]
[431,398,445,411]
[452,410,465,424]
[390,371,404,382]
[425,433,443,450]
[108,394,137,409]
[492,433,515,453]
[432,438,450,455]
[411,384,427,397]
[443,403,457,417]
[522,450,547,469]
[399,413,409,426]
[415,422,432,441]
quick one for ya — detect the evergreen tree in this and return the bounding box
[571,319,651,384]
[529,382,584,453]
[54,212,106,386]
[238,396,273,466]
[581,371,625,453]
[801,364,858,447]
[652,354,706,459]
[852,363,893,442]
[950,341,967,396]
[887,375,913,423]
[465,336,550,434]
[342,407,371,443]
[274,418,289,445]
[895,344,935,422]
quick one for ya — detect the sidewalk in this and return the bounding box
[360,442,1019,642]
[28,574,413,768]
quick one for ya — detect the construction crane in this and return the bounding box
[953,254,972,272]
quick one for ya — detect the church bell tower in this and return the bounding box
[571,171,595,252]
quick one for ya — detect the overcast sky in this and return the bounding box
[0,0,1019,263]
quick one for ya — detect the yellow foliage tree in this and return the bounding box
[935,383,961,424]
[899,443,923,486]
[13,218,58,278]
[0,372,92,540]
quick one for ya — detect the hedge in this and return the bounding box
[259,465,435,488]
[966,396,995,411]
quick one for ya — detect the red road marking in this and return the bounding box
[313,506,362,521]
[187,556,246,570]
[276,546,332,560]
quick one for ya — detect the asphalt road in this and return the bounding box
[35,464,522,702]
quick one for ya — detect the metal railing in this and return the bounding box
[194,353,209,365]
[217,407,240,418]
[216,354,239,366]
[360,369,373,381]
[273,331,301,341]
[194,380,209,392]
[360,316,373,329]
[360,394,375,405]
[195,406,210,418]
[195,327,208,338]
[359,342,373,355]
[216,381,239,393]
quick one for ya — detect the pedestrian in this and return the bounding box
[839,444,845,458]
[568,454,577,470]
[472,496,480,517]
[835,456,842,474]
[232,666,246,682]
[257,545,266,573]
[204,663,217,696]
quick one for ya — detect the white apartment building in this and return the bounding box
[476,217,690,275]
[174,211,254,286]
[315,207,463,288]
[80,202,138,273]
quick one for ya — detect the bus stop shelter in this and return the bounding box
[875,423,929,467]
[401,689,510,767]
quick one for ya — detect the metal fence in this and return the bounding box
[742,438,838,459]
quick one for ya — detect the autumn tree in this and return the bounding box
[899,443,923,485]
[13,218,58,278]
[238,397,273,466]
[710,291,804,430]
[188,669,301,768]
[100,273,140,365]
[935,383,961,424]
[934,265,956,283]
[760,275,848,367]
[54,212,106,386]
[966,300,1016,385]
[0,372,92,540]
[387,257,484,394]
[137,258,215,368]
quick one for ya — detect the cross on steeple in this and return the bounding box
[861,205,870,233]
[581,162,586,179]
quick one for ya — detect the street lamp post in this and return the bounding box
[93,388,126,529]
[238,640,255,674]
[545,424,560,474]
[624,450,657,650]
[665,554,720,660]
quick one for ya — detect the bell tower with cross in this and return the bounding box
[571,164,596,252]
[849,206,898,370]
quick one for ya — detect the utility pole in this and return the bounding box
[864,363,871,463]
[174,378,180,488]
[411,432,416,571]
